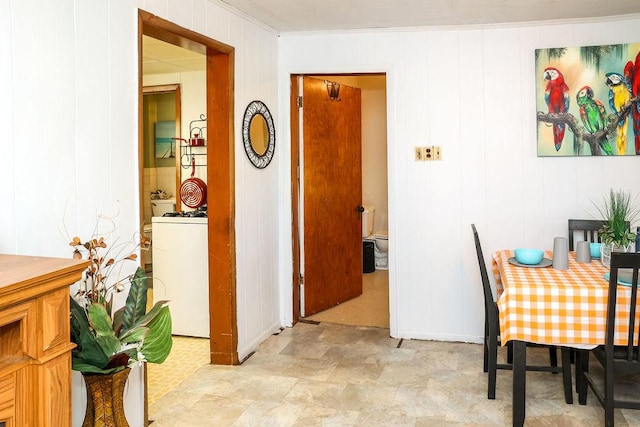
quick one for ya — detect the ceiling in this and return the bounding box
[219,0,640,32]
[143,35,206,75]
[143,1,640,74]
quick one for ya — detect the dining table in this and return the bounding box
[492,249,640,427]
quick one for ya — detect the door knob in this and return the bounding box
[357,205,365,219]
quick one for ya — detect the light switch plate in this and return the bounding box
[434,146,441,160]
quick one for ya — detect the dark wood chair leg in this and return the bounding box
[546,346,559,376]
[483,321,489,373]
[487,329,497,399]
[604,356,614,427]
[549,347,558,369]
[576,350,588,405]
[561,348,573,404]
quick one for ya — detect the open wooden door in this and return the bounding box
[301,76,363,316]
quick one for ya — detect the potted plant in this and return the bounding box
[69,230,172,426]
[593,189,639,267]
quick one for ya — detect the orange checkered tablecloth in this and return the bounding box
[492,249,640,348]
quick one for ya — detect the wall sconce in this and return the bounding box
[324,80,341,101]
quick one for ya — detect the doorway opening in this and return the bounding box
[141,84,181,273]
[291,73,389,328]
[138,8,237,422]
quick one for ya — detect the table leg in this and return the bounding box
[512,340,526,427]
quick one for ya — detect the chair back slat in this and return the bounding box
[471,224,497,338]
[628,270,637,361]
[629,268,640,362]
[607,253,640,362]
[568,219,608,251]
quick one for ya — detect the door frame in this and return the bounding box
[138,10,238,362]
[290,73,388,324]
[290,75,301,322]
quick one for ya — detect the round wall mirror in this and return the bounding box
[242,100,275,169]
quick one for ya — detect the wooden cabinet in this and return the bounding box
[0,254,88,427]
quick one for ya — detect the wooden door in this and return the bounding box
[302,76,363,316]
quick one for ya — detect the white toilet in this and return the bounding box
[151,198,176,217]
[143,198,176,267]
[373,231,389,270]
[362,206,389,270]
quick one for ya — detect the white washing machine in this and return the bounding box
[152,216,209,338]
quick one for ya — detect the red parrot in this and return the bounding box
[544,67,570,151]
[624,50,640,154]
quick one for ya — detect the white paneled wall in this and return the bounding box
[1,0,279,425]
[278,15,640,341]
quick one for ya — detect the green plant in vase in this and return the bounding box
[69,226,172,426]
[593,189,639,267]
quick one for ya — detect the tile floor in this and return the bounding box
[148,321,640,426]
[147,336,211,406]
[306,270,389,328]
[147,270,390,407]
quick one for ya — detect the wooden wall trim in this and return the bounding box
[290,75,301,324]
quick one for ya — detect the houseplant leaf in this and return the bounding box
[70,297,112,372]
[119,299,170,335]
[119,325,149,344]
[594,189,639,247]
[88,303,121,358]
[140,305,172,364]
[121,267,149,329]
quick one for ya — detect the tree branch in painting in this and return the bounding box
[537,96,638,155]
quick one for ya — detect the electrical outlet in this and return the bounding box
[434,146,442,160]
[414,146,423,161]
[424,146,433,160]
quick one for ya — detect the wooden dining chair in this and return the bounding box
[568,219,608,251]
[567,219,611,365]
[471,224,573,402]
[577,252,640,427]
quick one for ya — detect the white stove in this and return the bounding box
[152,216,209,338]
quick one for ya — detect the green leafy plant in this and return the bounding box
[593,189,639,247]
[69,233,172,374]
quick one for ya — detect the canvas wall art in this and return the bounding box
[536,43,640,157]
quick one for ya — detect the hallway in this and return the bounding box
[148,321,630,426]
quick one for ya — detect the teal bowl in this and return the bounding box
[514,248,544,265]
[590,242,601,259]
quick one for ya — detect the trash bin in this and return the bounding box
[363,240,375,273]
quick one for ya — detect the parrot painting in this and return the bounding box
[605,72,631,155]
[543,67,570,151]
[624,50,640,154]
[576,85,614,155]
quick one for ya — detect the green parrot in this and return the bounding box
[576,85,613,155]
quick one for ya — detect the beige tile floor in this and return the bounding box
[147,271,640,426]
[148,320,640,426]
[146,285,212,407]
[147,270,390,407]
[147,336,211,406]
[306,269,389,328]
